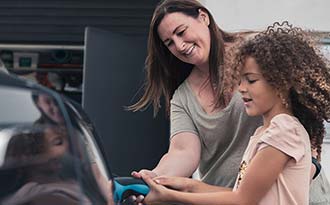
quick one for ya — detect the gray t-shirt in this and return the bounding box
[170,80,262,188]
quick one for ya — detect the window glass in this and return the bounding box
[0,87,89,205]
[64,100,111,204]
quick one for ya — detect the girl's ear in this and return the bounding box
[198,9,210,26]
[277,90,290,109]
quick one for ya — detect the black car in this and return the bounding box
[0,72,148,205]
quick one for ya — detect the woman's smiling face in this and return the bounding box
[157,11,211,68]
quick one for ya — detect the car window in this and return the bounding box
[0,86,94,205]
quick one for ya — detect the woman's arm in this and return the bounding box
[130,132,201,205]
[154,132,201,176]
[133,132,201,178]
[143,146,290,205]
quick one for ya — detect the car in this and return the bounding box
[0,72,148,205]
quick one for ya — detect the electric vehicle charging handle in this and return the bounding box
[113,177,150,203]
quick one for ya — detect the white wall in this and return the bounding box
[201,0,330,32]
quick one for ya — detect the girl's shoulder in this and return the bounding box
[271,113,297,121]
[264,113,309,144]
[267,113,305,135]
[270,114,301,129]
[260,114,310,162]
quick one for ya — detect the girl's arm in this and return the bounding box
[143,146,291,205]
[153,176,231,193]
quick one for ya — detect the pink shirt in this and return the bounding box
[233,114,311,205]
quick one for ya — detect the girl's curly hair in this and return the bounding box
[234,21,330,160]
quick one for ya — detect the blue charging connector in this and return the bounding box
[113,177,150,203]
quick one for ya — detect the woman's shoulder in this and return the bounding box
[172,80,191,102]
[174,80,189,95]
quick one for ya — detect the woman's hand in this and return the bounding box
[132,169,158,179]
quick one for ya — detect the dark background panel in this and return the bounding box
[0,0,159,44]
[83,27,169,176]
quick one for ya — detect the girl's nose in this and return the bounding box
[238,81,246,94]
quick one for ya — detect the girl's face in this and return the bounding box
[239,57,286,119]
[157,11,211,68]
[44,127,68,159]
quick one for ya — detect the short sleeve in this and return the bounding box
[170,88,198,139]
[258,115,307,163]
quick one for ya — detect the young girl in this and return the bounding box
[140,22,330,205]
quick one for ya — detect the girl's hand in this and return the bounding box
[141,173,173,205]
[129,170,158,205]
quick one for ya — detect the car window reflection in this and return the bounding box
[0,91,91,205]
[0,124,91,205]
[0,88,112,205]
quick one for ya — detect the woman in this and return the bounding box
[130,0,261,187]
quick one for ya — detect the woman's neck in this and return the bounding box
[190,65,209,82]
[194,60,209,74]
[188,68,211,95]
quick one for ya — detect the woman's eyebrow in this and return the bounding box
[163,24,185,44]
[172,24,184,34]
